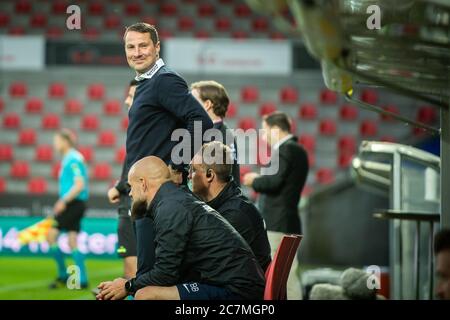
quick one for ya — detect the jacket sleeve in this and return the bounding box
[221,207,255,245]
[156,73,213,166]
[134,201,192,289]
[114,159,128,195]
[252,148,291,194]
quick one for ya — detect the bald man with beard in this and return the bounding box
[96,156,265,300]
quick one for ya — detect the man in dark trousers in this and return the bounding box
[190,80,241,185]
[96,156,265,300]
[243,111,309,299]
[122,23,213,275]
[190,141,271,272]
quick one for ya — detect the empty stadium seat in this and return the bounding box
[280,86,299,104]
[360,89,378,105]
[0,13,10,27]
[380,104,399,121]
[319,119,337,136]
[51,162,61,179]
[0,98,4,113]
[15,0,32,14]
[270,32,286,40]
[104,100,121,116]
[81,114,100,131]
[339,104,358,121]
[238,117,257,131]
[88,1,104,15]
[3,113,21,129]
[316,167,335,185]
[178,16,195,31]
[226,103,237,118]
[160,3,177,16]
[65,99,83,114]
[98,130,116,147]
[320,88,338,104]
[241,86,259,103]
[215,17,232,32]
[0,177,6,193]
[158,29,174,40]
[234,3,252,17]
[125,3,142,16]
[198,3,215,17]
[25,97,44,114]
[9,82,28,98]
[338,153,354,168]
[116,147,126,164]
[0,144,13,161]
[28,177,48,194]
[35,145,53,162]
[18,128,37,145]
[10,161,30,179]
[78,146,94,162]
[83,27,100,40]
[104,14,121,29]
[52,0,67,15]
[194,30,211,39]
[360,119,378,137]
[48,82,66,99]
[121,116,129,131]
[142,16,158,26]
[252,17,269,32]
[46,26,64,39]
[298,134,315,152]
[416,106,437,124]
[231,31,249,39]
[299,103,317,120]
[8,26,26,36]
[338,135,357,154]
[87,83,105,100]
[30,13,47,28]
[259,102,277,117]
[42,113,60,130]
[92,163,112,180]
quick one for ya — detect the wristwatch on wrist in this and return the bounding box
[125,278,136,295]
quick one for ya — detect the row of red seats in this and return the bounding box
[8,82,107,100]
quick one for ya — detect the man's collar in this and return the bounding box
[135,58,165,82]
[273,134,294,150]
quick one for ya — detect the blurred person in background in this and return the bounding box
[435,229,450,300]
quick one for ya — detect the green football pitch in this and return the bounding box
[0,256,123,300]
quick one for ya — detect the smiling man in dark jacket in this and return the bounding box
[190,141,271,272]
[97,156,265,300]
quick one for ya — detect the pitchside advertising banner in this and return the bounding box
[164,39,292,75]
[0,194,119,258]
[0,36,45,70]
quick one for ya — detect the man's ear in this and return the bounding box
[204,100,213,112]
[140,178,147,192]
[206,169,214,183]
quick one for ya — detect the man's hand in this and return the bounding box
[53,199,66,216]
[243,172,260,187]
[107,187,120,204]
[96,278,127,300]
[168,165,183,185]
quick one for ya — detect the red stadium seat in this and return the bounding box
[338,135,357,154]
[28,177,48,194]
[338,152,354,169]
[320,88,338,105]
[51,162,61,179]
[198,3,215,17]
[87,83,105,100]
[380,104,399,122]
[0,13,10,27]
[194,30,210,39]
[234,3,252,17]
[226,102,237,118]
[65,99,83,114]
[178,16,195,31]
[104,100,121,116]
[259,102,277,117]
[88,2,104,15]
[78,146,94,163]
[270,32,286,40]
[35,145,53,162]
[0,177,6,193]
[215,17,232,32]
[98,130,116,147]
[264,235,302,300]
[360,89,378,105]
[299,103,317,120]
[280,86,299,104]
[160,3,177,16]
[307,152,315,168]
[25,98,44,114]
[125,3,142,16]
[18,129,36,145]
[48,82,66,99]
[416,106,437,124]
[257,137,271,166]
[319,119,337,136]
[46,26,64,39]
[30,13,47,28]
[298,134,316,152]
[238,117,257,131]
[380,136,396,143]
[142,16,158,26]
[42,113,60,130]
[83,27,100,40]
[0,98,3,112]
[301,184,313,197]
[92,163,112,180]
[360,119,378,137]
[241,86,259,103]
[121,116,129,131]
[3,113,21,129]
[104,15,121,29]
[316,167,335,185]
[52,1,67,15]
[8,26,25,36]
[252,17,269,32]
[239,165,252,182]
[339,104,358,121]
[9,82,28,98]
[0,144,13,161]
[15,0,32,14]
[115,146,126,164]
[158,29,174,40]
[231,30,249,40]
[81,114,100,131]
[10,161,30,179]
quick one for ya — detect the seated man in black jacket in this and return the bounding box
[190,141,271,272]
[96,156,265,300]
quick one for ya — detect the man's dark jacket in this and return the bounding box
[212,121,240,186]
[133,181,266,300]
[252,136,309,234]
[207,181,271,272]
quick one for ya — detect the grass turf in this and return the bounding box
[0,256,122,300]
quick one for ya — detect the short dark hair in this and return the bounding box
[199,141,233,183]
[263,111,291,133]
[123,22,159,45]
[435,229,450,254]
[57,128,76,147]
[129,79,139,87]
[191,80,230,118]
